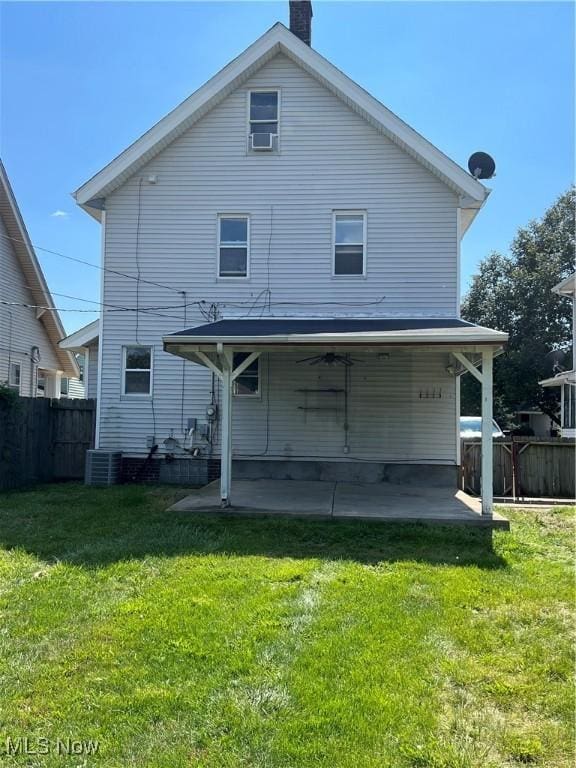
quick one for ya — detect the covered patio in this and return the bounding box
[163,318,508,522]
[168,478,509,528]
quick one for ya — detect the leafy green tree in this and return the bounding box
[461,188,575,428]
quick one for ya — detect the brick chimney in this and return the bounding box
[289,1,313,46]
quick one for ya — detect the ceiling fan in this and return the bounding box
[296,352,360,367]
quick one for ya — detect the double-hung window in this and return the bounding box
[8,362,20,392]
[333,211,366,276]
[123,346,152,395]
[218,215,249,278]
[249,90,279,150]
[233,352,260,397]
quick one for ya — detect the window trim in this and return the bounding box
[217,214,250,280]
[332,210,367,278]
[563,383,576,430]
[122,345,153,397]
[36,369,46,396]
[247,88,281,151]
[232,351,261,398]
[8,361,21,392]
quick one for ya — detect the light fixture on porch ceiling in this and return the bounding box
[296,352,360,367]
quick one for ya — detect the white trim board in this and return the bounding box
[74,23,488,223]
[59,319,100,351]
[164,325,508,347]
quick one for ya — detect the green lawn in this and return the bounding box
[0,484,573,767]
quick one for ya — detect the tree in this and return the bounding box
[461,188,575,428]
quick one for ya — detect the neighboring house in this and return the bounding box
[73,5,507,514]
[0,160,79,396]
[59,320,99,399]
[540,273,576,439]
[59,354,87,399]
[514,405,557,437]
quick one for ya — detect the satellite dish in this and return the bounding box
[468,151,496,180]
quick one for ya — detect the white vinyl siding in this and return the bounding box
[86,342,99,399]
[61,376,86,399]
[228,349,456,463]
[0,214,61,396]
[96,53,459,459]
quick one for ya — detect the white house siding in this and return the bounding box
[97,53,459,461]
[64,375,86,399]
[230,349,456,464]
[86,341,99,399]
[0,214,61,395]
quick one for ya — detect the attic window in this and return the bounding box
[249,90,279,151]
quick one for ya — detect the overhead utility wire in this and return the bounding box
[0,299,187,322]
[0,232,182,294]
[0,233,387,310]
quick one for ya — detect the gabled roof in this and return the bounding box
[59,319,99,352]
[552,273,575,297]
[0,160,79,378]
[74,23,488,228]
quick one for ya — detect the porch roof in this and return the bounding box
[163,317,508,349]
[540,370,576,387]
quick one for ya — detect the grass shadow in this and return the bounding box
[0,483,507,569]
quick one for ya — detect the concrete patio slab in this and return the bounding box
[168,479,509,529]
[169,479,334,517]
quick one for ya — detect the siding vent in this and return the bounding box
[289,1,313,46]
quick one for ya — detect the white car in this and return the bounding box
[460,416,504,438]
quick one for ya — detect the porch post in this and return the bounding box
[481,349,494,516]
[220,350,233,507]
[45,372,62,399]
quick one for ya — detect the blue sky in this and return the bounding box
[1,1,574,334]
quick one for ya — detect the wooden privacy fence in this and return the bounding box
[0,397,96,490]
[461,437,575,499]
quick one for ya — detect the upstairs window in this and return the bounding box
[233,352,260,397]
[249,90,279,151]
[218,216,249,278]
[333,212,366,276]
[123,346,152,395]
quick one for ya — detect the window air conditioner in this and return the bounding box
[250,132,275,151]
